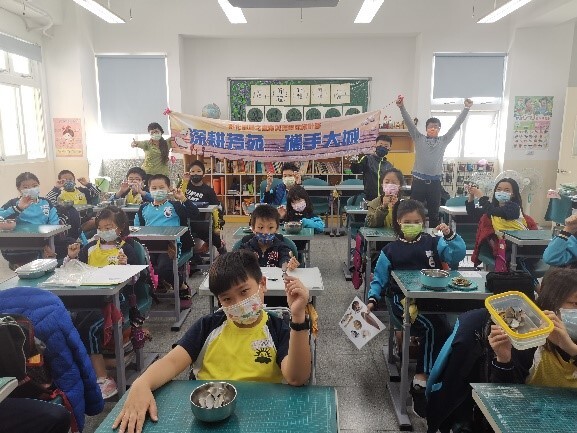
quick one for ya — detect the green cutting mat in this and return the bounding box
[472,383,577,433]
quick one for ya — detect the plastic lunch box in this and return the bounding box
[485,291,554,350]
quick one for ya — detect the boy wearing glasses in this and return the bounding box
[396,96,473,226]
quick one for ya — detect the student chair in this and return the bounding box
[259,178,283,203]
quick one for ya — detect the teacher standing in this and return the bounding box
[131,122,175,177]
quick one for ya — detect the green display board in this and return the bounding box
[228,78,371,122]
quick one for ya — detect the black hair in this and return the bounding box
[286,185,314,221]
[188,160,206,174]
[95,205,130,238]
[148,122,169,165]
[126,167,146,179]
[491,178,523,210]
[537,267,577,312]
[148,174,171,188]
[382,168,405,187]
[58,170,75,180]
[426,117,441,129]
[281,162,299,173]
[209,250,263,297]
[15,172,40,189]
[375,134,392,145]
[391,199,426,237]
[250,204,280,228]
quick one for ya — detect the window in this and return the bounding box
[0,43,46,161]
[433,110,499,158]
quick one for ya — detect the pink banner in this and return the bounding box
[169,110,380,161]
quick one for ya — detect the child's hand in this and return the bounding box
[68,242,80,259]
[388,195,398,209]
[266,173,273,190]
[464,98,473,108]
[284,276,309,318]
[119,180,130,194]
[435,223,451,236]
[277,205,287,219]
[182,172,191,183]
[544,311,577,355]
[112,382,157,433]
[77,177,89,186]
[295,173,302,185]
[488,325,512,363]
[117,249,127,265]
[563,214,577,234]
[395,95,404,107]
[469,186,483,199]
[286,252,300,271]
[18,195,34,210]
[172,188,185,202]
[130,138,138,148]
[55,178,65,189]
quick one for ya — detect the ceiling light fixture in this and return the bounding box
[477,0,533,24]
[354,0,384,23]
[218,0,247,24]
[72,0,125,23]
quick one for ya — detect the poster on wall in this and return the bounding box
[513,96,553,150]
[53,118,83,157]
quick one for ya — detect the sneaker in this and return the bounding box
[97,377,118,399]
[410,381,427,418]
[156,279,173,294]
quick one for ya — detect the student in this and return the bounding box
[366,199,466,417]
[0,172,60,269]
[46,169,101,206]
[488,266,577,387]
[178,160,226,255]
[261,162,301,206]
[0,398,71,433]
[469,178,538,271]
[543,214,577,267]
[397,96,473,227]
[130,122,176,177]
[134,174,199,302]
[67,206,138,399]
[366,168,405,228]
[350,134,394,201]
[112,250,311,433]
[279,185,325,233]
[239,204,299,270]
[112,167,152,205]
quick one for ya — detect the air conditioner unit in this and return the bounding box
[229,0,338,7]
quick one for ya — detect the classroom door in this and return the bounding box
[556,87,577,187]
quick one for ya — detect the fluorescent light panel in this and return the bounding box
[354,0,384,23]
[477,0,533,24]
[218,0,247,24]
[72,0,125,24]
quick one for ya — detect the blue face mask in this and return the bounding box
[151,190,168,201]
[63,180,76,192]
[494,191,512,203]
[254,232,276,245]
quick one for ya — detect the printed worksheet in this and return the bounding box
[339,296,385,349]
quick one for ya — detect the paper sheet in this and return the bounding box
[339,297,385,349]
[81,265,147,286]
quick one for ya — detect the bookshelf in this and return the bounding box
[172,129,414,218]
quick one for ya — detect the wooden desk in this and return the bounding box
[388,269,490,430]
[94,380,339,433]
[342,206,368,280]
[0,224,71,252]
[0,265,147,397]
[503,230,552,271]
[129,226,190,330]
[358,227,396,302]
[471,383,577,433]
[199,267,324,313]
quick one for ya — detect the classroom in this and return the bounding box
[1,0,577,432]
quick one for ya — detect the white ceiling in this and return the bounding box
[1,0,576,37]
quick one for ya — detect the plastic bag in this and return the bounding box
[38,259,94,287]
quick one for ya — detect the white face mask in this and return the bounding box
[221,289,263,325]
[292,200,306,212]
[283,176,296,187]
[560,309,577,341]
[97,228,118,242]
[22,187,40,199]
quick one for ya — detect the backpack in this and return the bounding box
[350,233,365,290]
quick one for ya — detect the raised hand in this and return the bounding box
[77,177,89,186]
[119,180,131,194]
[172,188,186,202]
[18,195,34,210]
[284,276,309,318]
[286,251,300,271]
[55,179,65,189]
[117,249,127,265]
[488,325,512,363]
[396,95,404,107]
[464,98,473,108]
[68,242,81,259]
[130,138,138,148]
[435,223,451,236]
[563,214,577,234]
[277,205,287,220]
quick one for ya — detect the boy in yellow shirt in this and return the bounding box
[112,250,312,433]
[46,169,100,205]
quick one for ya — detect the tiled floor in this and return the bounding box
[0,223,427,433]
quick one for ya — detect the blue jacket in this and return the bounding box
[543,233,577,266]
[0,287,104,431]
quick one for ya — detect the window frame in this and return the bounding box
[0,49,47,162]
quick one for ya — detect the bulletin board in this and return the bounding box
[228,78,371,122]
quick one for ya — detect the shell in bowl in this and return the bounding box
[190,382,237,423]
[284,221,303,235]
[420,269,451,290]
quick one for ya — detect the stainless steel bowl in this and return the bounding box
[113,198,126,207]
[190,382,237,423]
[420,269,451,289]
[57,199,75,208]
[284,221,303,234]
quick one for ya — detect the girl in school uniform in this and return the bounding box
[279,185,325,233]
[366,199,466,417]
[543,214,577,267]
[0,172,60,269]
[469,178,538,271]
[366,167,405,228]
[67,206,139,400]
[488,266,577,388]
